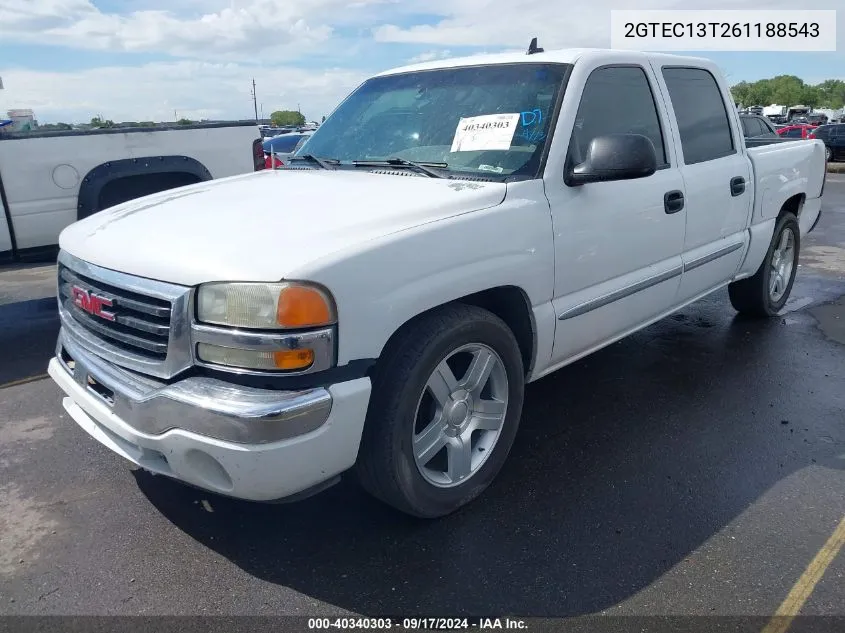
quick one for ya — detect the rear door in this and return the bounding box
[652,65,753,302]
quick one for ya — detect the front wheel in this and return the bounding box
[356,304,525,518]
[825,145,832,162]
[728,212,800,317]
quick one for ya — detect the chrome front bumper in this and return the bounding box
[54,329,333,445]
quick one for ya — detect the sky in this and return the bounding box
[0,0,842,124]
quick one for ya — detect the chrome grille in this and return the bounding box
[56,251,193,380]
[58,264,171,359]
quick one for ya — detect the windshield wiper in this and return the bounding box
[351,157,448,178]
[287,154,339,170]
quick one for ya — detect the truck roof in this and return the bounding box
[376,48,715,77]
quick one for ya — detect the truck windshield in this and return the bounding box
[298,63,570,179]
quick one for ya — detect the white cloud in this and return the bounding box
[407,50,453,63]
[374,0,842,47]
[0,0,388,60]
[1,0,844,123]
[0,61,366,123]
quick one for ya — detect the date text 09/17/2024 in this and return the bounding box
[307,617,528,630]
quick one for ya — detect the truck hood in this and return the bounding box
[59,169,506,286]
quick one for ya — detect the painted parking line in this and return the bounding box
[761,515,845,633]
[0,373,49,390]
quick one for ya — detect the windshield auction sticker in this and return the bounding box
[451,113,520,152]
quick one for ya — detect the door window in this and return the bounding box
[662,67,736,164]
[569,66,667,168]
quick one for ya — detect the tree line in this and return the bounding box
[41,111,321,131]
[731,76,845,109]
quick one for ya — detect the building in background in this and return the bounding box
[6,109,37,132]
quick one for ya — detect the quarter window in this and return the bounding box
[569,66,667,168]
[662,67,736,165]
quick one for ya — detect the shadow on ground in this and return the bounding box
[134,289,845,617]
[0,297,59,385]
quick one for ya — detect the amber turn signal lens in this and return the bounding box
[273,349,315,370]
[277,285,334,328]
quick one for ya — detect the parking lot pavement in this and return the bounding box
[0,264,57,386]
[0,178,843,618]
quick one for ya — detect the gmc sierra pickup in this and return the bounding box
[47,48,826,518]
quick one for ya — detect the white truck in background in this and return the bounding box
[0,121,265,262]
[48,47,826,518]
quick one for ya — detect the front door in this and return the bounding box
[543,63,687,366]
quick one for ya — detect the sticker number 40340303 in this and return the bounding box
[450,113,520,152]
[450,110,545,152]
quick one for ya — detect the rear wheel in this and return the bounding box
[357,304,525,518]
[825,145,832,162]
[728,212,800,317]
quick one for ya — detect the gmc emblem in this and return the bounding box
[71,285,116,322]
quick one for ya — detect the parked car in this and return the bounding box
[809,123,845,162]
[738,114,797,147]
[739,114,779,139]
[48,47,826,518]
[777,124,819,139]
[0,122,264,262]
[262,132,312,168]
[806,113,828,126]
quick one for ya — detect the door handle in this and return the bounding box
[730,176,746,197]
[664,190,684,214]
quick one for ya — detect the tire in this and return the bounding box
[356,303,525,518]
[825,145,832,163]
[728,212,800,317]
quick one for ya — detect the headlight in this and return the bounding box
[193,282,336,374]
[197,282,336,329]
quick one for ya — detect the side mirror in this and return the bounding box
[565,133,658,186]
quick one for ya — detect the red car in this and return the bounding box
[777,124,818,139]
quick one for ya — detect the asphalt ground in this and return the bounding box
[0,178,843,622]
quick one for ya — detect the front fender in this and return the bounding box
[294,181,556,366]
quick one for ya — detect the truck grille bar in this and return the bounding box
[56,251,193,379]
[58,265,172,359]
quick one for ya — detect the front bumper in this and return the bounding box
[48,330,372,501]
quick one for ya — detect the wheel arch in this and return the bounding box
[77,156,212,220]
[373,285,538,380]
[778,193,805,222]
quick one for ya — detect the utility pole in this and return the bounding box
[251,79,258,122]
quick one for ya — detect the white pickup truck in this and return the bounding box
[0,121,264,262]
[47,47,826,518]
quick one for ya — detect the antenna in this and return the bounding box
[526,37,544,55]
